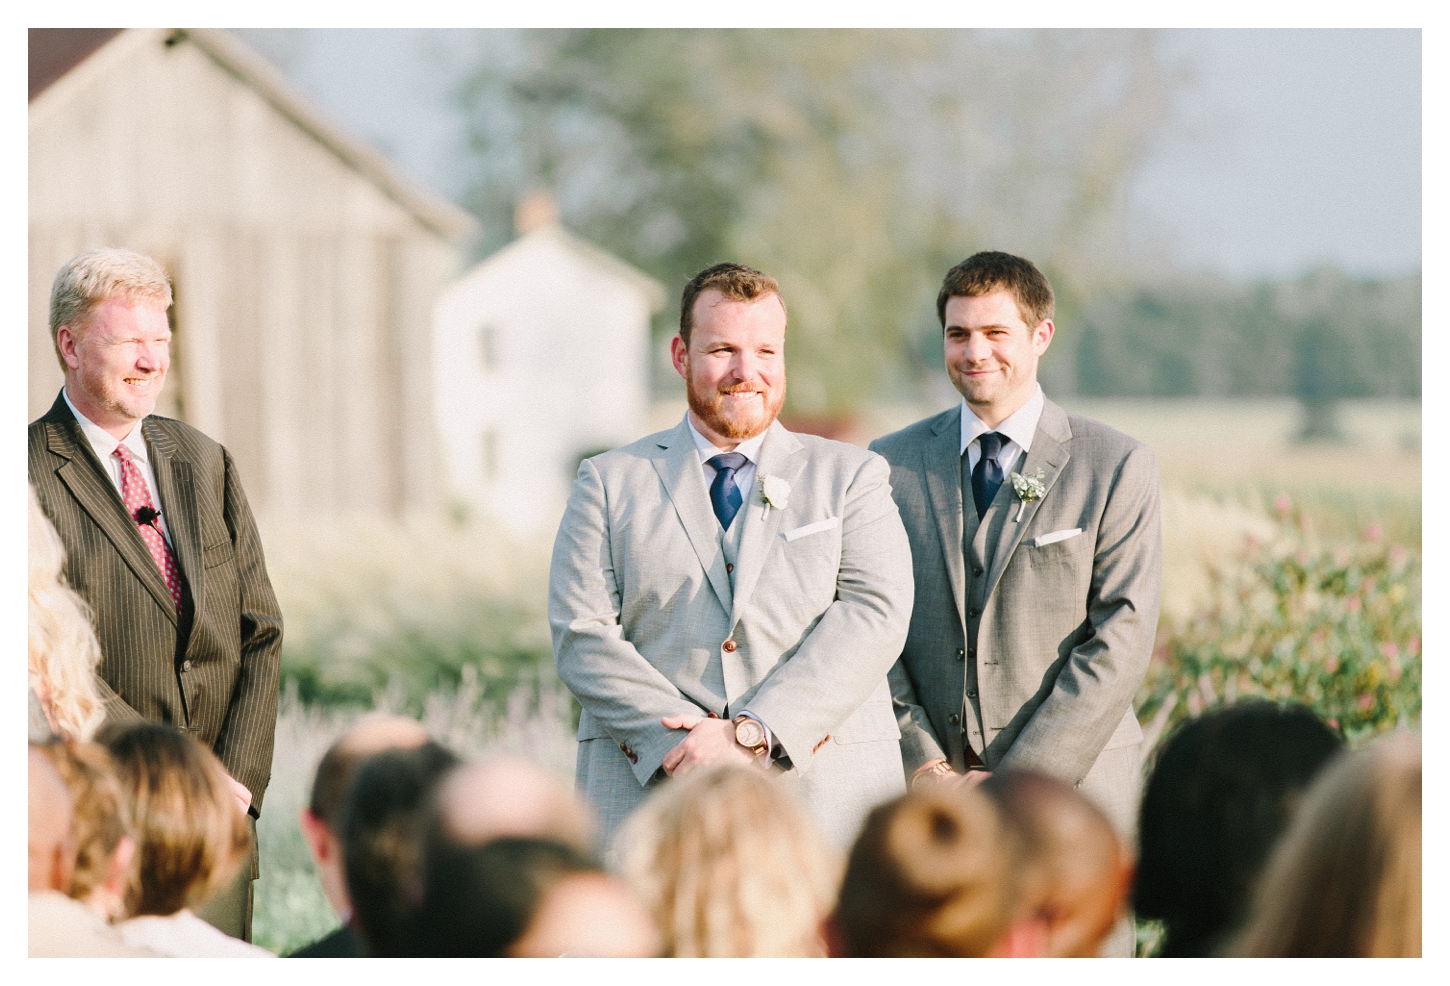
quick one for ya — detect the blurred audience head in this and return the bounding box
[409,756,652,956]
[29,745,77,893]
[40,741,137,921]
[301,714,429,918]
[831,786,1018,957]
[342,740,460,955]
[980,770,1133,957]
[434,755,594,851]
[415,835,658,956]
[614,765,838,956]
[100,721,251,918]
[1134,700,1341,956]
[28,484,105,741]
[1231,732,1421,957]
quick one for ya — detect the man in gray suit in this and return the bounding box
[550,262,914,849]
[869,252,1161,953]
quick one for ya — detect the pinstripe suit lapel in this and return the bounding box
[146,420,202,618]
[922,408,968,636]
[43,404,178,624]
[980,398,1073,605]
[650,419,733,613]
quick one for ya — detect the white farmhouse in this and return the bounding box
[434,197,666,534]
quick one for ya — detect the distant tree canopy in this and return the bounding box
[455,30,1419,412]
[457,28,1173,416]
[1072,271,1421,400]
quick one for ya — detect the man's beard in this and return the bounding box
[686,374,785,441]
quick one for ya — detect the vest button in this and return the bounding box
[955,648,964,661]
[722,639,737,653]
[948,713,960,726]
[968,606,980,618]
[726,563,734,573]
[967,689,977,699]
[181,660,192,672]
[972,566,983,577]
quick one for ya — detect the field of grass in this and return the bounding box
[248,396,1419,954]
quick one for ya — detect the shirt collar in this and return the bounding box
[685,413,767,465]
[63,387,149,464]
[959,383,1044,456]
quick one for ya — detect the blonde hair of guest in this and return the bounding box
[1231,732,1421,958]
[29,484,105,740]
[614,766,840,957]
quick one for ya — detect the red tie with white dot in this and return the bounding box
[113,445,183,612]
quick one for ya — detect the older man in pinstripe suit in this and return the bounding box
[28,249,282,941]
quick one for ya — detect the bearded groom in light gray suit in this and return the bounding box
[869,252,1161,955]
[550,263,914,849]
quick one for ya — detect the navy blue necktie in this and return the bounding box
[708,452,748,530]
[971,432,1005,520]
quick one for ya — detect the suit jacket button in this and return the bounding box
[968,606,980,618]
[726,563,734,573]
[967,689,977,699]
[955,648,964,661]
[972,566,983,577]
[722,639,737,653]
[948,713,960,726]
[181,660,193,672]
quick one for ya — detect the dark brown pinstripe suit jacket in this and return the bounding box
[29,391,283,814]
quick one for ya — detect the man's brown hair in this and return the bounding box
[679,262,785,347]
[41,741,135,903]
[937,251,1054,329]
[100,722,252,917]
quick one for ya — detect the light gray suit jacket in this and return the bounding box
[549,417,914,847]
[869,398,1161,833]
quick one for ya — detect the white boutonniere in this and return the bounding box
[760,474,791,518]
[1010,469,1047,521]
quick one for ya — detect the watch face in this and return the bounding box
[735,718,765,749]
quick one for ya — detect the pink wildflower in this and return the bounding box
[1381,642,1399,661]
[1363,523,1383,543]
[1357,693,1374,712]
[1274,493,1292,518]
[1324,656,1339,675]
[1345,596,1361,615]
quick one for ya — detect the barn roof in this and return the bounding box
[29,28,478,243]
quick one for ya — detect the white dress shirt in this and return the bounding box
[63,388,174,546]
[683,413,779,759]
[686,413,767,506]
[960,383,1045,479]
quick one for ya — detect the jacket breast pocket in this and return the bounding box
[202,538,236,569]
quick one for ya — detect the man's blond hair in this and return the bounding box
[48,249,173,369]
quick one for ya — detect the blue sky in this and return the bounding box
[238,28,1421,284]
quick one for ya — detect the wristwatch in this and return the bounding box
[911,758,955,789]
[733,714,770,758]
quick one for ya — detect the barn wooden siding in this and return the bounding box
[29,29,476,518]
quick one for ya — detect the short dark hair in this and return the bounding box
[1134,701,1342,957]
[679,262,784,346]
[342,741,461,956]
[936,251,1054,328]
[410,836,603,956]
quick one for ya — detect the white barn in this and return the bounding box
[434,199,666,534]
[29,28,476,519]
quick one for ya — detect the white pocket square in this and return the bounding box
[782,517,841,542]
[1033,528,1083,547]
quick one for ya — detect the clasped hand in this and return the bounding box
[660,714,765,777]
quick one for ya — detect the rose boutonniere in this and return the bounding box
[1010,469,1047,521]
[760,474,791,518]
